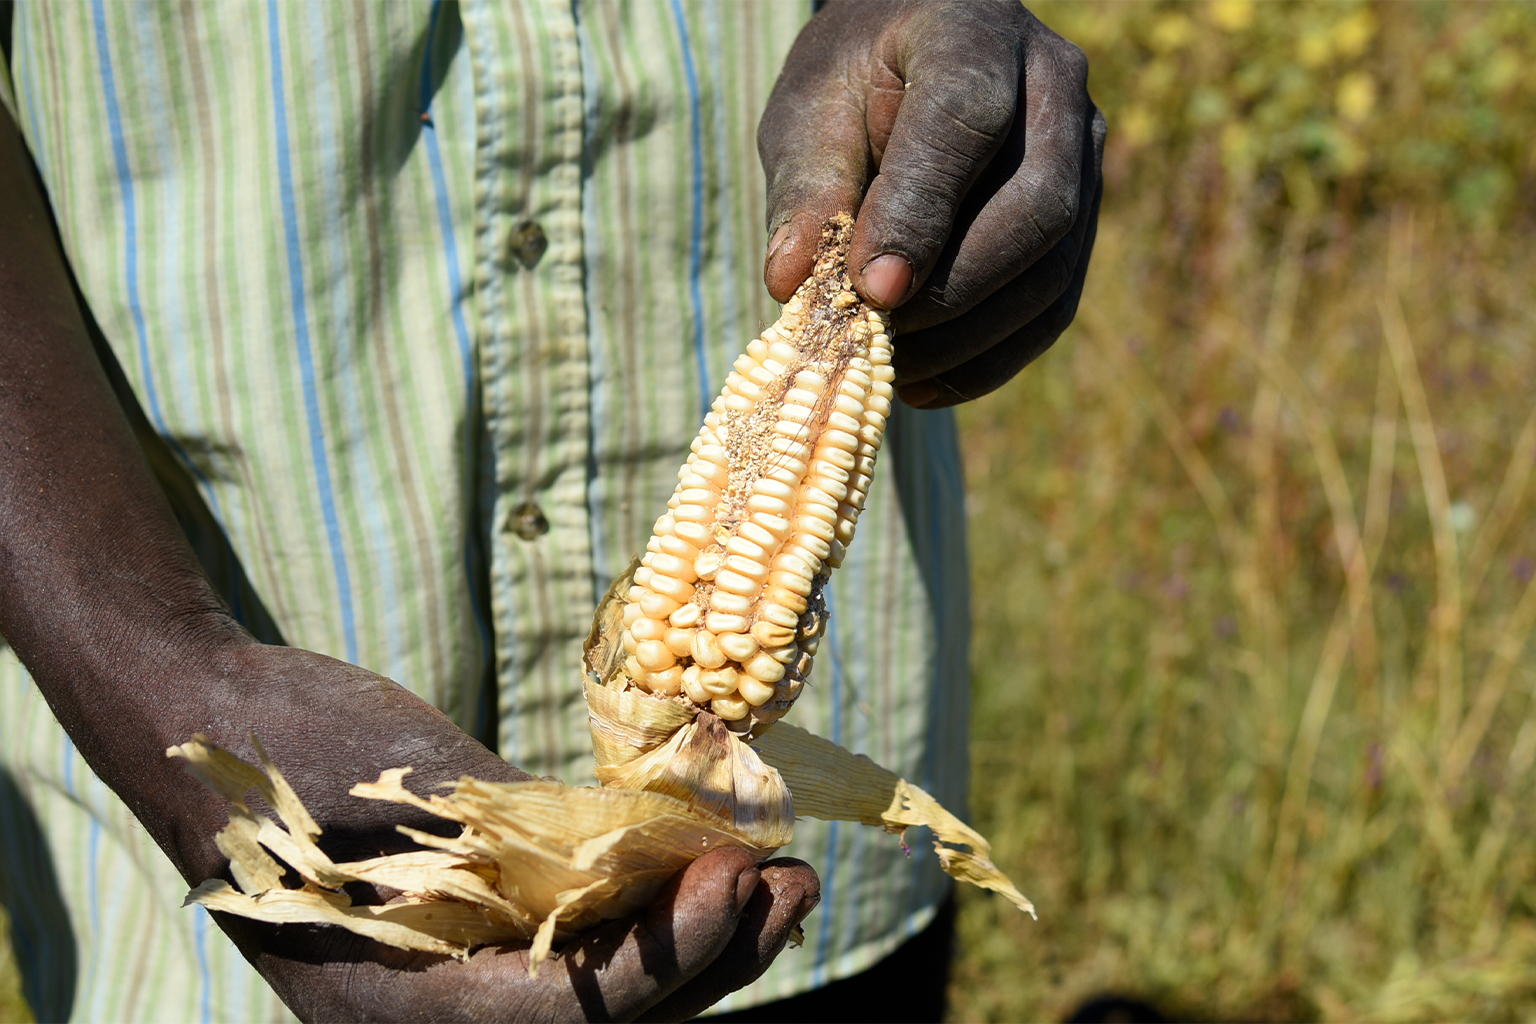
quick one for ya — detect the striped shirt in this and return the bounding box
[0,2,970,1020]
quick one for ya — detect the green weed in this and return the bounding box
[952,3,1536,1020]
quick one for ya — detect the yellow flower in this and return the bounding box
[1337,71,1377,125]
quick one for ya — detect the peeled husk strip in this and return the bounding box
[170,736,775,970]
[172,214,1030,970]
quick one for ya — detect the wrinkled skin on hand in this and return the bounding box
[183,646,821,1024]
[760,0,1107,408]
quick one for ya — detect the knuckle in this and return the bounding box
[927,66,1015,141]
[1057,39,1090,89]
[1008,172,1077,251]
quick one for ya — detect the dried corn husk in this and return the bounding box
[175,215,1030,971]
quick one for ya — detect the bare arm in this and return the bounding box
[0,107,815,1023]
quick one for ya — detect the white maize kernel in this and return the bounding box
[682,665,709,704]
[752,621,797,647]
[674,520,711,545]
[711,696,750,721]
[760,602,801,628]
[815,449,857,475]
[723,554,769,580]
[744,651,787,683]
[710,590,753,616]
[726,536,768,561]
[668,602,703,628]
[737,521,780,550]
[768,643,800,664]
[691,630,727,669]
[746,493,791,517]
[648,552,697,582]
[705,611,750,634]
[750,512,791,539]
[826,410,862,433]
[693,548,724,580]
[795,370,827,393]
[738,674,777,707]
[753,477,796,502]
[639,591,682,619]
[649,666,684,696]
[635,640,676,672]
[659,535,699,560]
[770,436,811,460]
[768,569,813,597]
[773,421,814,444]
[647,574,694,603]
[701,666,739,697]
[713,569,761,597]
[664,627,695,658]
[631,616,666,642]
[717,632,759,662]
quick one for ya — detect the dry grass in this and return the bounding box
[951,2,1536,1020]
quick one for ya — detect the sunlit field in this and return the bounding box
[951,2,1536,1021]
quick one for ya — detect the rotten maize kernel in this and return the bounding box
[615,215,892,734]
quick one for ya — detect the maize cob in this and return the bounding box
[172,214,1031,971]
[617,213,892,736]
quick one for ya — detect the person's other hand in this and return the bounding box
[157,644,821,1023]
[760,0,1106,408]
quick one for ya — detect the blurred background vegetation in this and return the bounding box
[951,1,1536,1021]
[4,2,1534,1022]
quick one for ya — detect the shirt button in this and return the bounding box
[510,219,547,269]
[509,500,549,541]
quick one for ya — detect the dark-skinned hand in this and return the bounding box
[760,0,1107,408]
[155,646,821,1024]
[0,102,818,1024]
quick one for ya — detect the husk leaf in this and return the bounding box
[169,737,774,972]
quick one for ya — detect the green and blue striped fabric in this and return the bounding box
[0,2,969,1019]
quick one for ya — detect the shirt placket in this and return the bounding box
[462,0,594,782]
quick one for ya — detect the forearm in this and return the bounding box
[0,104,255,825]
[0,121,527,898]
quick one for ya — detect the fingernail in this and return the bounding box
[734,868,761,914]
[766,224,792,264]
[860,253,913,309]
[898,381,941,408]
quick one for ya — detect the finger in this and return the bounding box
[634,859,821,1023]
[897,85,1104,335]
[403,847,759,1023]
[758,13,878,302]
[897,176,1100,411]
[893,114,1103,386]
[845,1,1032,308]
[551,846,761,1022]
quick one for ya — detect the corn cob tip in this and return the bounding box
[606,213,893,739]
